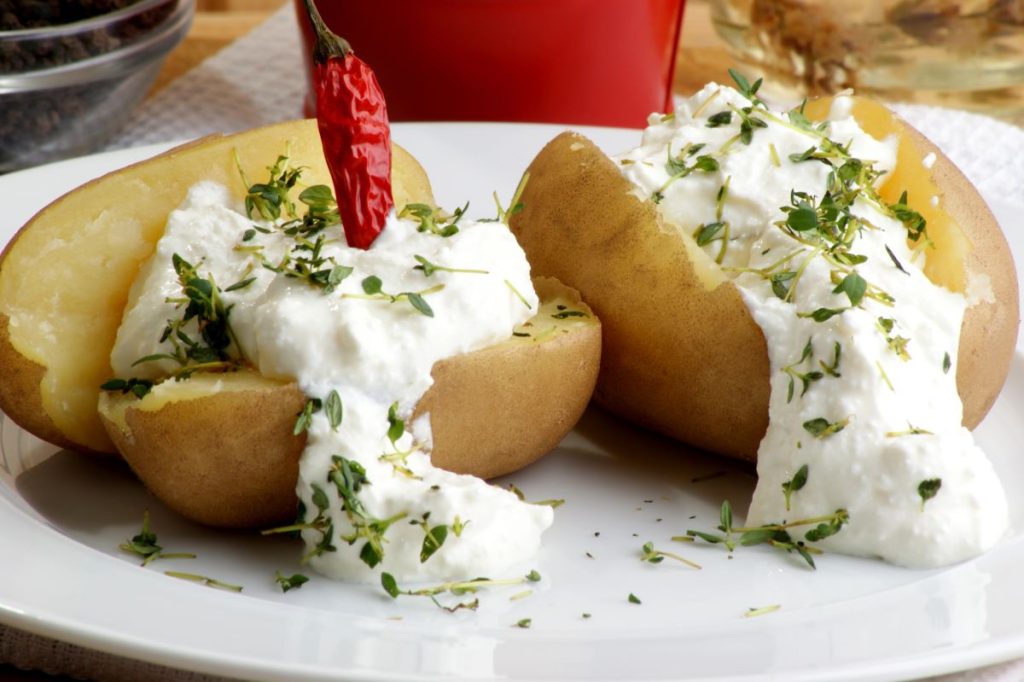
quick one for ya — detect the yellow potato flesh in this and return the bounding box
[98,278,600,528]
[0,119,433,453]
[805,97,1019,427]
[511,100,1018,460]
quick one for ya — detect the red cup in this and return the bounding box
[295,0,686,127]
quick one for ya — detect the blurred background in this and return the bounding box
[180,0,1024,122]
[2,0,1022,173]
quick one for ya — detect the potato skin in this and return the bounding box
[0,119,434,455]
[98,278,600,528]
[417,277,601,479]
[101,380,308,529]
[511,120,1017,460]
[512,132,769,461]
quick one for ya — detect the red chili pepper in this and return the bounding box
[301,0,393,250]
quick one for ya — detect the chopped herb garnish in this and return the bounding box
[100,377,154,399]
[400,202,466,237]
[783,337,824,402]
[293,397,322,435]
[745,605,781,618]
[328,454,407,568]
[381,570,540,612]
[802,417,849,438]
[781,464,809,511]
[325,390,343,431]
[918,478,942,510]
[119,511,195,566]
[640,541,701,569]
[413,255,488,277]
[344,275,443,317]
[628,593,642,604]
[684,501,848,569]
[274,571,309,592]
[706,111,733,127]
[164,570,243,592]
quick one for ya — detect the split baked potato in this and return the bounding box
[0,119,601,527]
[510,96,1018,461]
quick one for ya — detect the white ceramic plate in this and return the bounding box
[1,123,1023,682]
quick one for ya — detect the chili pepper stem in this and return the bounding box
[301,0,351,62]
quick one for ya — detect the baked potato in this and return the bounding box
[510,95,1018,461]
[0,119,601,528]
[97,277,598,527]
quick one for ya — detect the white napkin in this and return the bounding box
[0,5,1006,682]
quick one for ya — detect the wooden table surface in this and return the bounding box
[153,0,736,98]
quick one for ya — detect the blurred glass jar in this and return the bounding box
[710,0,1024,122]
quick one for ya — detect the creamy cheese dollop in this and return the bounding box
[616,83,1008,567]
[112,181,552,582]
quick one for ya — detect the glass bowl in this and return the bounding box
[710,0,1024,124]
[0,0,194,173]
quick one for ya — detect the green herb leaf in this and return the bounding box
[799,307,844,323]
[406,292,434,317]
[381,571,401,598]
[706,111,733,127]
[386,402,405,445]
[695,221,726,247]
[420,524,449,563]
[293,398,322,435]
[918,478,942,510]
[274,571,309,593]
[786,204,819,232]
[833,271,867,307]
[325,389,343,431]
[628,593,642,605]
[781,464,809,511]
[802,417,848,438]
[225,276,258,293]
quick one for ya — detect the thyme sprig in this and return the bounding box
[100,377,154,399]
[343,275,443,317]
[877,317,911,360]
[238,152,301,221]
[803,416,850,438]
[261,483,336,564]
[640,541,701,569]
[119,511,196,566]
[783,338,823,401]
[400,202,467,238]
[165,570,243,592]
[379,402,419,479]
[328,454,407,568]
[413,255,489,278]
[411,512,449,563]
[381,569,541,612]
[487,172,530,225]
[130,254,243,378]
[681,501,848,569]
[781,465,809,511]
[274,571,309,592]
[653,142,720,203]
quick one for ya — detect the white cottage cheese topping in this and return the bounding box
[112,180,552,582]
[616,83,1007,567]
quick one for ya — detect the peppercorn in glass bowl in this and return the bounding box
[0,0,193,173]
